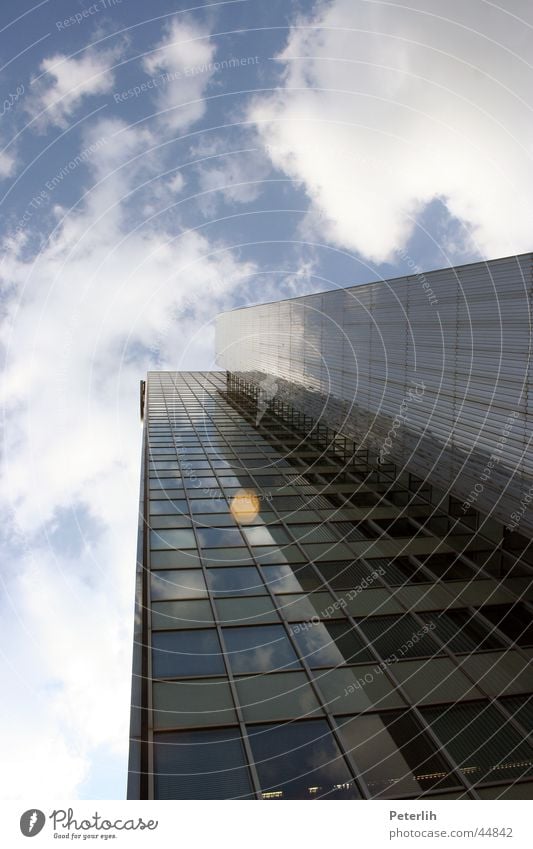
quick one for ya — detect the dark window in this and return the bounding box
[422,701,533,785]
[499,694,533,735]
[153,728,253,799]
[336,711,457,798]
[247,720,359,799]
[478,603,533,647]
[358,614,441,660]
[152,629,225,677]
[419,609,504,653]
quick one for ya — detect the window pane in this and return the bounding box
[394,658,483,704]
[150,529,197,550]
[152,629,225,677]
[358,614,441,660]
[247,720,359,799]
[499,694,533,734]
[478,603,533,647]
[196,527,245,547]
[215,597,281,626]
[236,672,323,722]
[263,564,322,593]
[313,666,405,714]
[151,550,202,569]
[336,711,457,798]
[150,499,188,515]
[279,592,342,622]
[223,625,301,673]
[243,525,293,546]
[419,609,504,653]
[422,702,533,785]
[291,621,374,667]
[151,599,214,630]
[154,728,253,799]
[151,570,207,601]
[153,679,236,728]
[206,567,266,597]
[202,548,254,566]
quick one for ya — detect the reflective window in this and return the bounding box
[215,596,280,626]
[313,666,405,714]
[236,672,323,722]
[154,728,253,799]
[336,711,457,798]
[151,550,202,569]
[279,591,342,622]
[263,564,322,593]
[190,499,229,513]
[151,570,207,601]
[151,599,214,630]
[206,567,266,597]
[153,679,236,728]
[223,625,301,673]
[291,621,374,667]
[150,529,197,550]
[243,525,292,546]
[202,548,254,566]
[152,629,225,677]
[196,527,245,548]
[150,499,188,516]
[247,720,359,799]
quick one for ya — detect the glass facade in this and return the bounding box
[127,371,533,800]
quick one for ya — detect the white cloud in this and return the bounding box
[27,49,118,129]
[142,18,216,131]
[0,111,254,797]
[0,148,16,179]
[250,0,533,262]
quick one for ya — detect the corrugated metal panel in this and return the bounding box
[216,253,533,535]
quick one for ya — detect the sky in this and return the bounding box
[0,0,532,800]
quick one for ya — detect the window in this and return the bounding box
[206,567,266,597]
[291,621,374,667]
[393,658,483,704]
[419,610,505,653]
[278,592,342,622]
[153,678,236,728]
[236,672,323,722]
[243,525,292,546]
[313,666,405,714]
[153,728,253,799]
[152,629,225,677]
[223,625,301,673]
[263,564,322,593]
[150,499,188,516]
[358,614,441,660]
[422,701,533,785]
[196,527,245,548]
[151,599,214,630]
[215,597,280,626]
[316,560,373,590]
[478,603,533,647]
[150,529,197,550]
[336,711,457,798]
[247,720,359,799]
[151,570,207,601]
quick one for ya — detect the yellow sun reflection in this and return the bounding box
[230,489,260,524]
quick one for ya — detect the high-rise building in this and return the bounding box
[128,256,533,800]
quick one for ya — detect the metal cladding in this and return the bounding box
[216,253,533,536]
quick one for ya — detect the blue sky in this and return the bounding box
[1,0,531,799]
